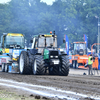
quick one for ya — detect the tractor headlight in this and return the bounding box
[55,56,58,58]
[50,56,53,58]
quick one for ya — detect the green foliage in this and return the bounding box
[0,0,99,48]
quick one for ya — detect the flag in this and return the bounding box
[84,34,88,48]
[65,35,69,55]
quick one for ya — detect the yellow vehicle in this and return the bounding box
[1,33,24,53]
[0,33,25,73]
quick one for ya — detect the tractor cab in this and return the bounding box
[72,42,87,55]
[1,33,24,50]
[32,33,57,49]
[38,34,57,48]
[31,32,58,55]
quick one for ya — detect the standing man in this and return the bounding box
[88,54,93,75]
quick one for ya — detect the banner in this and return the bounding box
[65,35,69,55]
[84,34,88,48]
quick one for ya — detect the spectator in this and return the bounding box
[88,54,93,75]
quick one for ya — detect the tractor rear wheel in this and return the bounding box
[19,51,32,74]
[59,55,70,76]
[32,55,45,75]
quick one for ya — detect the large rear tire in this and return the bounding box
[19,51,32,74]
[32,55,45,75]
[59,55,70,76]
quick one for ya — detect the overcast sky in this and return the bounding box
[0,0,55,5]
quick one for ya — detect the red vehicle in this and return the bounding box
[70,42,89,69]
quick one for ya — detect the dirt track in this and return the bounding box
[0,68,100,100]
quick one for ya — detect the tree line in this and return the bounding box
[0,0,100,48]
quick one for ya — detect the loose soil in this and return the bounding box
[0,68,100,100]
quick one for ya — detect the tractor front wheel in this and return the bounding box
[5,64,8,72]
[32,55,45,75]
[1,63,5,72]
[59,55,70,76]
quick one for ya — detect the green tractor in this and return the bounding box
[19,31,70,76]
